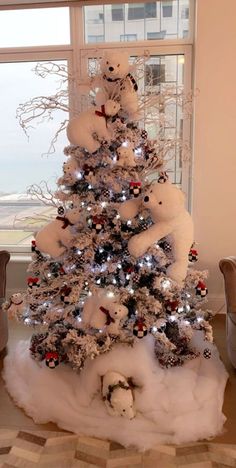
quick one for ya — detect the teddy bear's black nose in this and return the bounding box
[109,66,114,72]
[144,196,149,203]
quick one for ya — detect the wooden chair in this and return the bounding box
[0,250,10,351]
[219,256,236,367]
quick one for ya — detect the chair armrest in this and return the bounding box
[219,256,236,314]
[0,250,10,299]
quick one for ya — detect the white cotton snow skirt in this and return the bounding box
[2,332,228,450]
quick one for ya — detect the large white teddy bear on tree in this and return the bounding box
[67,99,120,153]
[119,180,194,285]
[35,207,81,258]
[92,51,139,118]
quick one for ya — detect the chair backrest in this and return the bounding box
[0,250,10,300]
[219,256,236,314]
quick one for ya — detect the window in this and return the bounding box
[181,7,189,19]
[128,3,156,20]
[0,1,193,251]
[145,63,166,86]
[0,8,70,47]
[162,2,173,18]
[120,34,137,42]
[147,31,166,40]
[111,5,124,21]
[84,2,190,43]
[88,35,105,43]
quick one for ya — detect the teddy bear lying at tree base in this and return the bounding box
[102,370,136,419]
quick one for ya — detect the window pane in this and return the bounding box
[84,1,191,43]
[0,61,67,248]
[87,53,185,186]
[0,8,70,47]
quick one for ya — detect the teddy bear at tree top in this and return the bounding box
[67,99,120,154]
[91,51,139,119]
[119,179,194,286]
[35,207,81,258]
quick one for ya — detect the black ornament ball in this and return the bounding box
[45,351,59,368]
[133,319,148,339]
[203,348,211,359]
[57,206,65,216]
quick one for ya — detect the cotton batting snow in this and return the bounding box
[3,331,228,450]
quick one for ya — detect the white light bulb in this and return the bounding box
[126,274,130,280]
[107,291,115,298]
[197,317,203,323]
[77,317,82,322]
[116,214,121,219]
[76,171,82,180]
[129,288,134,294]
[169,315,176,322]
[117,263,122,269]
[87,206,91,211]
[127,220,132,226]
[139,216,144,220]
[99,248,104,253]
[96,279,101,284]
[77,249,82,255]
[88,184,92,189]
[122,141,129,147]
[152,326,158,332]
[178,306,184,313]
[101,201,107,208]
[122,195,127,201]
[112,278,117,284]
[135,147,142,156]
[162,279,171,290]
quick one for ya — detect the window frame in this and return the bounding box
[0,1,194,253]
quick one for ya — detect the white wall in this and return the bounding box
[192,0,236,310]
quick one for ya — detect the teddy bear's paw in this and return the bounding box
[128,235,146,258]
[166,262,186,286]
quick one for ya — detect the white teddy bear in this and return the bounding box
[62,157,80,185]
[35,207,81,258]
[67,99,120,154]
[82,290,128,335]
[116,145,136,167]
[102,371,135,419]
[92,51,139,118]
[3,293,25,320]
[119,181,194,285]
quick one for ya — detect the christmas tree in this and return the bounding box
[3,51,228,449]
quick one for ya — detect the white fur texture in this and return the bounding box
[67,100,120,153]
[119,182,194,285]
[6,293,25,320]
[116,146,136,167]
[3,332,227,450]
[63,157,80,184]
[35,208,81,258]
[82,291,128,335]
[102,371,135,419]
[93,51,139,117]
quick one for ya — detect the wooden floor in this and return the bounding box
[0,315,236,467]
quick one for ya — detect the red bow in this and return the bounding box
[95,105,108,126]
[60,285,72,296]
[56,216,73,229]
[45,351,59,360]
[27,277,39,285]
[100,306,115,326]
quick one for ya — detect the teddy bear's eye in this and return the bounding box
[123,409,126,412]
[117,64,120,67]
[150,190,153,193]
[106,61,109,65]
[159,201,162,205]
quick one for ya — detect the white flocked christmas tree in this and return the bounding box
[3,51,228,449]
